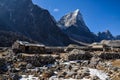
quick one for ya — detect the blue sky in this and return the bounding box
[32,0,120,36]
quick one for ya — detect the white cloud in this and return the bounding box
[53,8,59,12]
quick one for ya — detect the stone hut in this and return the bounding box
[89,42,108,51]
[101,40,120,51]
[12,40,45,54]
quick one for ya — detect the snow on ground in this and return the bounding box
[64,79,79,80]
[20,66,109,80]
[49,77,79,80]
[20,75,39,80]
[89,68,109,80]
[81,79,90,80]
[49,68,109,80]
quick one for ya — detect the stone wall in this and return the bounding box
[99,53,120,60]
[20,55,55,67]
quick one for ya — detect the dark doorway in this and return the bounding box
[25,46,29,52]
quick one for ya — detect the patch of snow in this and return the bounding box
[59,9,87,29]
[62,62,71,65]
[57,24,67,30]
[20,75,39,80]
[73,9,80,18]
[49,77,78,80]
[89,68,109,80]
[64,78,78,80]
[81,78,90,80]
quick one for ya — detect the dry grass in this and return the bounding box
[111,59,120,68]
[111,75,120,80]
[0,51,8,58]
[97,65,106,71]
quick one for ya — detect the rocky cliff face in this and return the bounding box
[58,9,98,43]
[115,35,120,40]
[0,0,72,46]
[97,30,120,41]
[97,30,114,41]
[0,30,34,47]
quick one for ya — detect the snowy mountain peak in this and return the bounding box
[58,9,89,31]
[73,9,80,16]
[58,9,97,43]
[58,9,84,28]
[74,9,80,13]
[72,9,84,22]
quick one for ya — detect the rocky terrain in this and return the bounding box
[0,45,120,80]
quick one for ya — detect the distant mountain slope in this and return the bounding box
[0,0,73,46]
[58,9,98,43]
[97,30,114,41]
[115,35,120,40]
[97,30,120,41]
[0,30,34,47]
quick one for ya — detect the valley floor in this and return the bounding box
[0,47,120,80]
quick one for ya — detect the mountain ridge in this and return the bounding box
[0,0,119,46]
[0,0,74,46]
[97,30,120,41]
[58,9,98,43]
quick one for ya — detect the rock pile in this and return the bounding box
[22,55,55,67]
[89,56,102,68]
[99,53,120,59]
[68,49,92,60]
